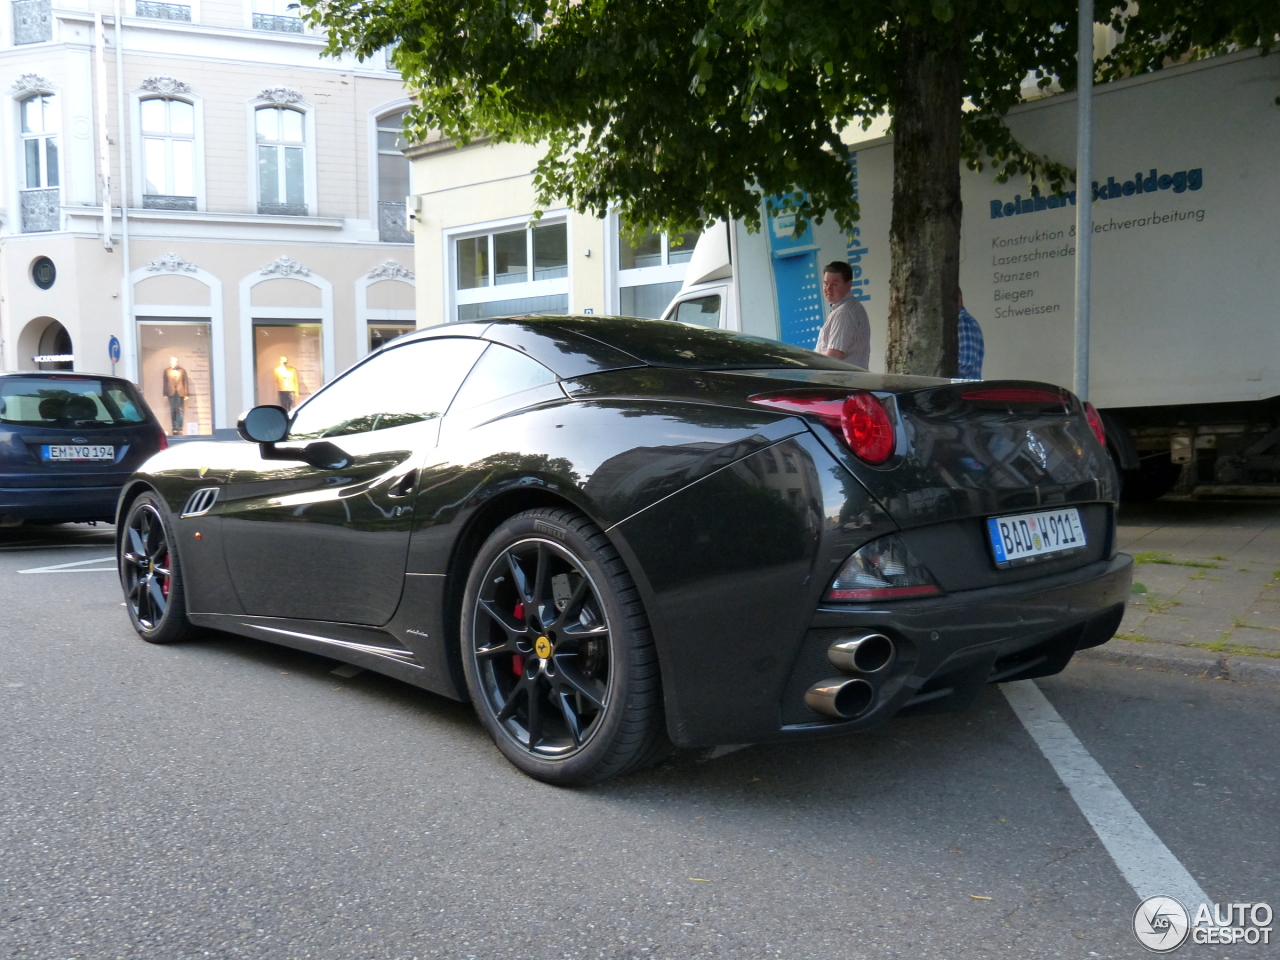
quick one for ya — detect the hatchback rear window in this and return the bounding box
[0,377,148,426]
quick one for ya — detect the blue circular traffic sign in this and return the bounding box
[108,336,121,364]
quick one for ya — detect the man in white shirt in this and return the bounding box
[815,261,871,368]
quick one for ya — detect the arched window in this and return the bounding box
[256,105,306,215]
[20,94,58,189]
[376,110,411,242]
[140,97,196,210]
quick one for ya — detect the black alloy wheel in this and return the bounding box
[119,492,196,644]
[460,508,666,785]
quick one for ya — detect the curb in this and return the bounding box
[1076,639,1280,687]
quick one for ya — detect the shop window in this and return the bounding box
[453,221,569,321]
[253,322,322,410]
[138,320,214,436]
[369,321,415,352]
[616,222,699,319]
[376,109,411,242]
[256,105,306,216]
[140,97,196,211]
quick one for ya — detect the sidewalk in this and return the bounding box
[1076,497,1280,685]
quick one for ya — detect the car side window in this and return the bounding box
[290,337,487,440]
[448,343,558,414]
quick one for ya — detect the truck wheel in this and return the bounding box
[1120,454,1182,503]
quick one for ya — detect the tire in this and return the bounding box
[119,491,197,644]
[1119,453,1182,503]
[460,507,667,785]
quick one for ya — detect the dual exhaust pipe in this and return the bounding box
[805,633,896,720]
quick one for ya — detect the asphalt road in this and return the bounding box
[1,524,1276,960]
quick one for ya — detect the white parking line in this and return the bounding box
[18,555,117,574]
[1002,679,1210,906]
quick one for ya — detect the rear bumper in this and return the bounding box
[767,552,1134,741]
[0,484,122,521]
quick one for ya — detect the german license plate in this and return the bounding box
[987,507,1085,568]
[43,444,115,462]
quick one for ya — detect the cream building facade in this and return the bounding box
[406,137,701,333]
[0,0,415,437]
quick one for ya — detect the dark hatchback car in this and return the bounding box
[1,372,166,526]
[116,316,1132,784]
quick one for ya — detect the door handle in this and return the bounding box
[388,469,418,498]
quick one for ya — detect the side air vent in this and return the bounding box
[180,486,219,518]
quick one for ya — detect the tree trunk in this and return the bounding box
[885,20,963,377]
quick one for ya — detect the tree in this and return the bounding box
[307,0,1277,376]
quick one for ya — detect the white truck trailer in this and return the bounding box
[662,48,1280,500]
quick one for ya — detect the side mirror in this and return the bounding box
[237,405,289,444]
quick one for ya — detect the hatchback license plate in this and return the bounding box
[987,507,1085,567]
[43,444,115,462]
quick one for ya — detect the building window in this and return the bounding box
[19,93,59,233]
[453,221,569,321]
[21,94,58,188]
[368,322,414,352]
[252,0,302,33]
[253,323,322,409]
[136,1,191,21]
[376,110,411,243]
[256,105,306,216]
[616,224,699,319]
[138,320,213,436]
[140,98,196,211]
[12,0,51,44]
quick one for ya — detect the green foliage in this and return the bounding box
[1097,1,1280,82]
[304,0,1093,235]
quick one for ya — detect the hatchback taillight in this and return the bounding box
[751,390,896,464]
[157,428,168,451]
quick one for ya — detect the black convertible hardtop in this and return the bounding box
[403,314,862,379]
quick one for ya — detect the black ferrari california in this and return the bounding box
[116,316,1133,784]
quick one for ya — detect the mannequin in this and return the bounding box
[274,356,300,410]
[161,356,190,434]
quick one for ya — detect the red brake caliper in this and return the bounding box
[511,602,525,676]
[160,553,171,598]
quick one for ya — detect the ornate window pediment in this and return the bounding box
[144,253,199,273]
[10,74,53,98]
[141,76,193,97]
[368,261,414,281]
[257,87,304,106]
[260,256,312,278]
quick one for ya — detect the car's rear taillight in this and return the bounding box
[157,428,169,451]
[751,390,895,464]
[825,535,941,602]
[1084,402,1106,448]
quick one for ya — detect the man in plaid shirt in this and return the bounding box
[957,290,984,380]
